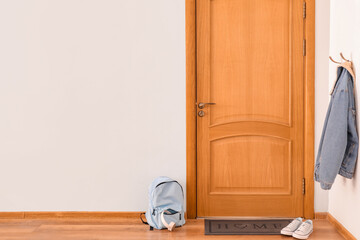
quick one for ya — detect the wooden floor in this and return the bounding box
[0,218,344,240]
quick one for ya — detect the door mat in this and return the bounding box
[205,219,292,235]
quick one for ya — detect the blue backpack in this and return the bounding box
[140,176,185,231]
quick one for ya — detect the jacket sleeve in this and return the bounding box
[317,88,349,190]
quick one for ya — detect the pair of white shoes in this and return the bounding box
[281,217,313,239]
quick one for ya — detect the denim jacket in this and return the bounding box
[315,62,358,190]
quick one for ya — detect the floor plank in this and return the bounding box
[0,218,344,240]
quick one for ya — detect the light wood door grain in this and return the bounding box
[197,0,304,217]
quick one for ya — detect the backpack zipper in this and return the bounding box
[164,210,182,221]
[154,208,181,218]
[155,180,177,188]
[155,180,184,196]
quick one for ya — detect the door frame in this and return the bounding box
[186,0,315,219]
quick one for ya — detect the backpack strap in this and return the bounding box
[160,211,176,231]
[140,212,148,225]
[140,212,154,231]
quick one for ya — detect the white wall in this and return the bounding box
[0,0,330,213]
[0,0,185,211]
[314,0,331,212]
[327,0,360,238]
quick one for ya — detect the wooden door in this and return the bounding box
[196,0,304,217]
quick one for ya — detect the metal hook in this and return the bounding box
[329,56,341,64]
[340,52,350,62]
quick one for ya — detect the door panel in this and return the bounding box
[210,136,291,194]
[197,0,304,217]
[210,0,291,126]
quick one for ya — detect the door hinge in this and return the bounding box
[302,178,306,195]
[303,2,306,19]
[303,39,306,56]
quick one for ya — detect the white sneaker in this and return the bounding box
[292,220,313,239]
[280,217,303,236]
